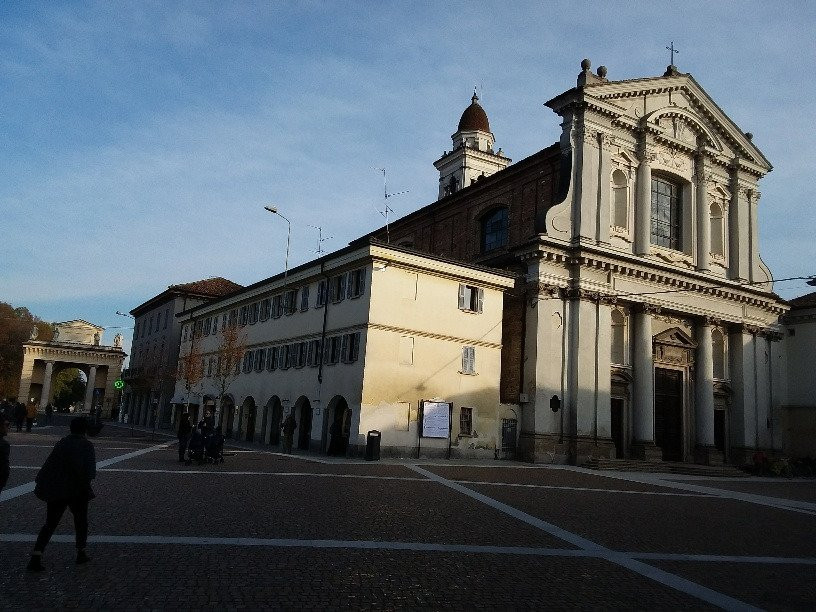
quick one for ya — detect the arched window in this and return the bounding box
[710,202,724,257]
[481,207,509,253]
[650,175,682,250]
[611,309,626,365]
[712,329,726,379]
[612,169,629,230]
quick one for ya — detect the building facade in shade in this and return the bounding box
[171,242,515,458]
[367,60,787,465]
[780,291,816,458]
[123,277,241,429]
[18,320,126,417]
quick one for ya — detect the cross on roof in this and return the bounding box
[666,41,679,66]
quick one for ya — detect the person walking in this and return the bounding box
[282,412,297,454]
[27,416,97,572]
[0,416,10,494]
[177,413,192,463]
[44,403,54,425]
[25,402,37,432]
[14,402,25,433]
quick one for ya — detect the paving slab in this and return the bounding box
[673,479,816,503]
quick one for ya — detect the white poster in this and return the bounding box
[421,401,450,438]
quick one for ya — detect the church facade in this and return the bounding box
[370,60,787,466]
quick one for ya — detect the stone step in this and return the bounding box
[584,458,747,478]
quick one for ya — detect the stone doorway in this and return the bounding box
[655,368,684,461]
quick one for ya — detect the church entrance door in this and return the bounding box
[654,368,683,461]
[611,398,625,459]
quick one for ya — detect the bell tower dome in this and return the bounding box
[433,92,510,199]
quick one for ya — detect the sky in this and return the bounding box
[2,1,816,361]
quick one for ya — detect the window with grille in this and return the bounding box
[461,346,476,374]
[249,302,259,325]
[242,351,253,373]
[458,284,484,313]
[228,309,238,327]
[330,274,347,303]
[260,299,271,322]
[202,317,211,336]
[300,286,310,311]
[650,176,682,250]
[239,305,248,326]
[272,295,282,318]
[481,207,509,253]
[284,290,297,315]
[316,280,327,308]
[347,268,366,299]
[460,407,473,435]
[341,332,361,363]
[267,346,278,371]
[307,339,321,366]
[254,348,265,372]
[278,345,289,369]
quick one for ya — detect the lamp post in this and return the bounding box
[115,310,135,434]
[264,205,291,279]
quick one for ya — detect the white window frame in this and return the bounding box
[458,284,484,313]
[461,346,476,374]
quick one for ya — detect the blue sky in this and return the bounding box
[2,1,815,359]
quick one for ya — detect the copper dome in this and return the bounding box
[457,93,491,133]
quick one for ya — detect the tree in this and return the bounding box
[0,302,53,398]
[52,368,86,410]
[211,321,248,430]
[176,321,205,417]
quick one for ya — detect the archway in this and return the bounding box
[240,397,256,442]
[294,396,312,451]
[265,396,283,446]
[325,395,351,456]
[220,395,236,437]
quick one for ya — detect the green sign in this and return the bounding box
[114,379,125,390]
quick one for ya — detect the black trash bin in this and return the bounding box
[365,430,381,461]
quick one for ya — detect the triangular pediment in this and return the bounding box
[582,73,771,172]
[55,319,104,331]
[653,326,696,348]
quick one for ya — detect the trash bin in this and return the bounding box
[365,430,381,461]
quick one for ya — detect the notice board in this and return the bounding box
[420,400,451,438]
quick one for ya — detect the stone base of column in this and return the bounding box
[730,446,784,467]
[518,432,570,464]
[631,441,663,461]
[574,436,617,466]
[694,445,725,466]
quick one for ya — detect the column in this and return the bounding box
[695,155,710,272]
[39,361,55,410]
[84,365,97,412]
[634,146,653,255]
[694,320,716,462]
[728,326,757,464]
[597,133,612,244]
[632,305,659,459]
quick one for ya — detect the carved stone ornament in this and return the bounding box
[653,327,696,366]
[600,132,617,152]
[634,303,662,315]
[29,327,38,340]
[636,144,657,164]
[655,145,689,172]
[528,281,562,299]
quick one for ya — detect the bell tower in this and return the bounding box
[434,92,510,200]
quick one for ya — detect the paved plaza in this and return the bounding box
[1,422,815,610]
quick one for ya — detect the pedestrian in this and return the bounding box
[25,402,37,432]
[27,416,97,572]
[0,416,10,494]
[282,412,297,454]
[177,413,192,463]
[14,402,25,433]
[45,403,54,425]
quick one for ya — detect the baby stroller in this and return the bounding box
[186,429,206,465]
[204,430,225,464]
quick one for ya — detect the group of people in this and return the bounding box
[0,398,49,433]
[0,411,96,572]
[177,411,225,465]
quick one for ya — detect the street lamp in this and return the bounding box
[264,205,291,279]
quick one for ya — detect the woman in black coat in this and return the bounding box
[177,413,193,462]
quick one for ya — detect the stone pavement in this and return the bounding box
[1,422,815,610]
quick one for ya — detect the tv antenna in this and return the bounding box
[308,224,332,255]
[373,167,409,243]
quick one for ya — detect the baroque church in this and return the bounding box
[362,59,787,466]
